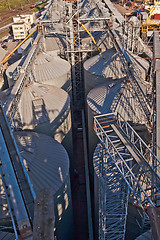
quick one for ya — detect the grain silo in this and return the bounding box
[33,51,71,92]
[12,82,73,167]
[84,49,126,206]
[86,81,123,196]
[83,48,125,95]
[13,82,70,141]
[13,131,73,240]
[85,48,150,167]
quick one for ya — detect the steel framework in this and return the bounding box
[94,143,129,240]
[94,112,160,206]
[64,0,84,107]
[94,112,160,239]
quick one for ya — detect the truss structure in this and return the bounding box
[94,112,160,207]
[94,143,129,240]
[94,112,160,239]
[64,0,84,108]
[64,0,112,108]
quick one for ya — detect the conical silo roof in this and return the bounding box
[33,52,71,88]
[14,82,71,136]
[87,81,123,114]
[84,48,125,79]
[14,131,69,194]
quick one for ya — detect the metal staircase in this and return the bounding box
[94,143,129,240]
[94,112,160,238]
[0,104,35,239]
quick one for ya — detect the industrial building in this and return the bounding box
[12,13,36,40]
[0,0,160,239]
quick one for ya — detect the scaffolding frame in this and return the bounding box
[95,143,129,240]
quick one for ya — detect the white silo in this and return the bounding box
[13,82,71,142]
[86,81,124,200]
[83,48,125,96]
[33,52,71,93]
[85,49,150,167]
[84,49,125,206]
[13,131,73,240]
[12,82,73,166]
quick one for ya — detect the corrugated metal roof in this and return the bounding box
[16,82,70,129]
[44,37,60,52]
[84,48,125,78]
[87,81,123,114]
[0,231,15,240]
[14,131,69,194]
[33,52,70,85]
[128,51,150,73]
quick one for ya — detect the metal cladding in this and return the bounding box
[0,47,6,63]
[85,49,125,168]
[14,131,69,194]
[135,230,152,239]
[154,31,160,160]
[13,131,73,240]
[153,30,160,69]
[0,231,15,240]
[0,176,11,223]
[87,81,123,114]
[33,52,71,91]
[128,51,150,80]
[6,56,26,86]
[84,48,125,95]
[44,37,61,54]
[14,82,71,143]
